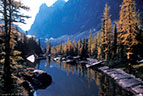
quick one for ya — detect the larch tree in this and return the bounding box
[72,40,76,55]
[83,39,88,58]
[102,4,112,61]
[59,43,63,54]
[96,32,102,60]
[51,47,56,55]
[67,38,71,55]
[77,40,83,56]
[117,0,140,64]
[79,40,83,57]
[0,0,29,91]
[91,37,96,57]
[64,42,68,55]
[77,41,80,56]
[93,36,97,58]
[112,24,117,58]
[100,19,105,60]
[88,29,92,57]
[46,39,51,54]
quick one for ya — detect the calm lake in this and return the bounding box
[34,57,132,96]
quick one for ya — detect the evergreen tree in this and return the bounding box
[93,36,97,58]
[77,40,83,56]
[67,38,72,55]
[72,40,76,56]
[103,4,112,61]
[0,0,29,91]
[51,47,56,55]
[79,39,83,57]
[59,43,63,55]
[91,39,95,57]
[88,29,92,57]
[117,0,140,64]
[112,24,117,58]
[97,32,102,60]
[100,19,105,60]
[46,39,51,54]
[64,42,68,55]
[83,39,88,58]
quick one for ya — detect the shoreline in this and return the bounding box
[53,55,143,95]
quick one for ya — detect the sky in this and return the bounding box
[17,0,58,31]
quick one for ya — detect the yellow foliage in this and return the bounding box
[64,42,68,54]
[0,59,5,63]
[100,4,113,60]
[13,50,22,56]
[88,29,93,56]
[72,40,76,53]
[51,47,56,54]
[117,0,139,46]
[117,0,140,61]
[91,43,95,55]
[67,38,71,52]
[0,52,6,55]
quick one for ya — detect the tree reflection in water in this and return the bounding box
[46,56,51,71]
[53,60,133,96]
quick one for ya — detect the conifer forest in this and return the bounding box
[0,0,143,96]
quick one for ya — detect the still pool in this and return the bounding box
[33,58,132,96]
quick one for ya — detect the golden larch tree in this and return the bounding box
[102,4,112,61]
[96,32,102,60]
[88,29,92,57]
[117,0,140,64]
[67,38,71,54]
[72,40,76,54]
[64,42,68,55]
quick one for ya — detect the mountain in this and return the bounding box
[40,29,97,48]
[29,0,143,39]
[29,0,66,38]
[48,30,97,46]
[16,26,24,33]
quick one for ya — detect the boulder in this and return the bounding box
[131,85,143,94]
[65,59,76,64]
[31,70,52,90]
[117,78,142,88]
[20,69,52,90]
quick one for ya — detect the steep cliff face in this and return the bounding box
[29,0,143,38]
[29,0,66,37]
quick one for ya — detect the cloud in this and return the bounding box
[64,0,69,2]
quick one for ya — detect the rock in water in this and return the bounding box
[21,69,52,90]
[32,70,52,90]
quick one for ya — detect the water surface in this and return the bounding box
[34,58,132,96]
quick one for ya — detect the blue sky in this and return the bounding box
[17,0,68,31]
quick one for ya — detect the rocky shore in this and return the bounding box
[16,68,52,95]
[53,55,143,96]
[98,66,143,96]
